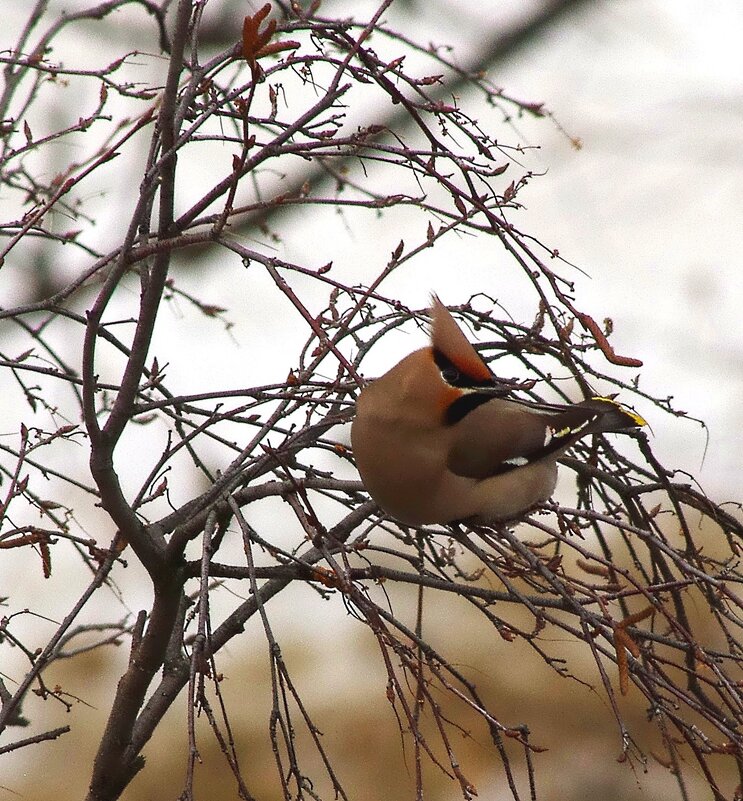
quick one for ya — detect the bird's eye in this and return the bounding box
[441,367,459,384]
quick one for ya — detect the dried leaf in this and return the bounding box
[242,5,298,67]
[619,605,654,629]
[40,540,52,578]
[710,741,739,755]
[311,567,338,588]
[14,348,34,362]
[559,317,575,341]
[613,606,654,694]
[242,4,274,64]
[201,304,227,317]
[576,311,643,368]
[614,627,630,695]
[522,101,545,117]
[498,626,515,642]
[575,558,610,578]
[255,40,300,60]
[414,74,444,86]
[545,554,562,572]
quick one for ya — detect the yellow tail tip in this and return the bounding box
[591,395,647,428]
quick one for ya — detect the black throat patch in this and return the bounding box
[443,392,494,425]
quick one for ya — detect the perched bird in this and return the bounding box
[351,297,645,525]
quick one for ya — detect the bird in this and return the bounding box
[351,296,646,525]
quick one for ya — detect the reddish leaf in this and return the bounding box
[255,40,299,60]
[40,541,52,578]
[575,558,610,578]
[242,4,275,64]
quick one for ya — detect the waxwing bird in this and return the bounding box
[351,297,646,525]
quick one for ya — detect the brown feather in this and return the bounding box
[351,298,645,525]
[446,398,552,478]
[430,296,492,382]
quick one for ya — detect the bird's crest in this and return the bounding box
[430,296,492,384]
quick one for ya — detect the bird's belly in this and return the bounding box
[469,461,558,521]
[353,416,559,525]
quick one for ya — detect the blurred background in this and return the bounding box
[2,1,742,799]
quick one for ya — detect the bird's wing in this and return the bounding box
[445,396,610,480]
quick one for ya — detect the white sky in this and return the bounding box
[3,0,741,494]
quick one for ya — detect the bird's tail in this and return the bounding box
[578,396,646,433]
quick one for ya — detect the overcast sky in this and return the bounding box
[4,0,742,498]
